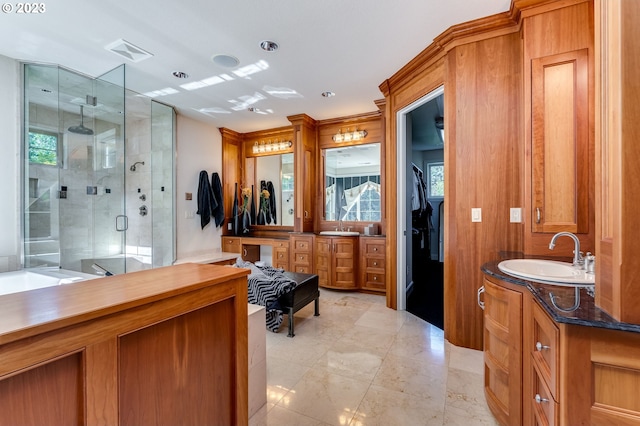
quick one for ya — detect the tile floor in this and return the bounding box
[249,289,499,426]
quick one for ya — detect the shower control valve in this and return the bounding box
[139,194,146,201]
[139,205,148,216]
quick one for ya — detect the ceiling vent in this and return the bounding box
[105,39,154,63]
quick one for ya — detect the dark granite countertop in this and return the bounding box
[482,254,640,334]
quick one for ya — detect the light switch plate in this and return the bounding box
[510,207,522,223]
[471,208,482,223]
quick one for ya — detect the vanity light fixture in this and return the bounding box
[252,139,292,154]
[332,128,368,143]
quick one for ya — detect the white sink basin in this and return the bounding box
[498,259,595,287]
[318,231,360,236]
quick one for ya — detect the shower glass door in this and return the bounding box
[24,63,174,275]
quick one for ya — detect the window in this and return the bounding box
[28,130,58,166]
[341,180,381,222]
[427,162,444,198]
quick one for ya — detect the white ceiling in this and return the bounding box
[0,0,510,133]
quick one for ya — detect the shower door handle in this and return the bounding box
[116,215,128,231]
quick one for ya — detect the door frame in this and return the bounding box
[395,85,444,310]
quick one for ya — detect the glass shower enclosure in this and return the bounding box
[23,63,175,275]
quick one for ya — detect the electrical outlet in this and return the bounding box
[184,210,195,219]
[227,222,232,230]
[471,208,482,223]
[510,208,522,223]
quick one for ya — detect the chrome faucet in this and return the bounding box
[339,219,344,231]
[549,232,583,268]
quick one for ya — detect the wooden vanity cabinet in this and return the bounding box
[315,236,358,290]
[290,234,314,273]
[360,236,386,293]
[482,276,525,426]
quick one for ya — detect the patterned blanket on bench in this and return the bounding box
[234,259,297,332]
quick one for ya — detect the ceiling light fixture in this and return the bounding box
[172,71,189,79]
[252,139,292,155]
[321,91,335,98]
[260,40,279,52]
[332,128,368,143]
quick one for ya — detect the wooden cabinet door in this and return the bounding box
[531,49,590,234]
[332,237,357,289]
[315,236,358,290]
[483,277,523,426]
[315,236,331,288]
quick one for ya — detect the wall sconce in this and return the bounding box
[332,128,368,143]
[252,139,293,154]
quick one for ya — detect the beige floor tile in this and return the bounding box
[250,290,498,426]
[350,384,445,426]
[251,404,332,426]
[278,368,371,426]
[372,353,447,404]
[449,344,485,375]
[336,325,396,357]
[355,309,407,333]
[315,340,384,382]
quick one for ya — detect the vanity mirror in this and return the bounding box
[324,143,381,222]
[253,153,294,227]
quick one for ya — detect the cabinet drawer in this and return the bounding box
[366,258,385,270]
[363,273,385,291]
[274,249,288,261]
[531,301,559,397]
[293,239,311,252]
[293,253,310,265]
[531,359,558,426]
[294,265,311,274]
[222,237,241,253]
[363,241,384,256]
[274,241,289,249]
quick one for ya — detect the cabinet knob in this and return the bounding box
[279,254,283,258]
[534,394,549,404]
[373,262,377,266]
[373,247,378,252]
[535,342,550,351]
[373,276,377,281]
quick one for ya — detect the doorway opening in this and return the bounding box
[396,86,444,329]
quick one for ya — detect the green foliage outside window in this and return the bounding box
[29,131,58,166]
[428,163,444,197]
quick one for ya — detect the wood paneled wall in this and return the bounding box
[220,128,243,236]
[380,11,523,349]
[595,0,640,323]
[444,33,524,349]
[379,0,596,350]
[522,0,595,256]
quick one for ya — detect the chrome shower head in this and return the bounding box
[68,105,94,135]
[130,161,145,172]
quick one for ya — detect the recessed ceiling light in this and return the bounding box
[212,54,240,68]
[321,91,335,98]
[260,40,279,52]
[172,71,189,79]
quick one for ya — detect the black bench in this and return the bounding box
[277,272,320,337]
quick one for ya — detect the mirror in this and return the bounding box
[325,143,381,221]
[254,153,294,226]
